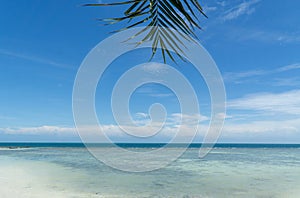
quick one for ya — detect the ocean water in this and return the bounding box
[0,143,300,197]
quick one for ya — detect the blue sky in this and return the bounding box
[1,0,300,143]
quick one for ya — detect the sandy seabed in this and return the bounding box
[1,147,300,198]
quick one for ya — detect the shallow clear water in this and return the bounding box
[1,145,300,197]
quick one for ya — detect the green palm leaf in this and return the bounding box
[84,0,207,63]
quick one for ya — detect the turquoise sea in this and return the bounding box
[1,143,300,197]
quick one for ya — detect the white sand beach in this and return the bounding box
[0,157,101,198]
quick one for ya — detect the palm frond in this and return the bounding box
[84,0,207,63]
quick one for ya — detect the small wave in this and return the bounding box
[0,147,32,151]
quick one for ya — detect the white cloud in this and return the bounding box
[135,84,174,98]
[2,91,300,142]
[223,118,300,135]
[0,126,76,135]
[1,109,300,142]
[202,5,217,14]
[133,112,209,128]
[80,113,300,141]
[217,1,226,7]
[135,112,149,119]
[222,0,260,21]
[168,113,209,125]
[141,62,167,74]
[0,113,209,138]
[227,90,300,115]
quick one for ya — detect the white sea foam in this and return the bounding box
[0,147,33,151]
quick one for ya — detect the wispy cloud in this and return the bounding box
[277,63,300,72]
[222,0,260,21]
[224,63,300,84]
[227,89,300,115]
[227,27,300,43]
[223,69,266,82]
[0,49,72,69]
